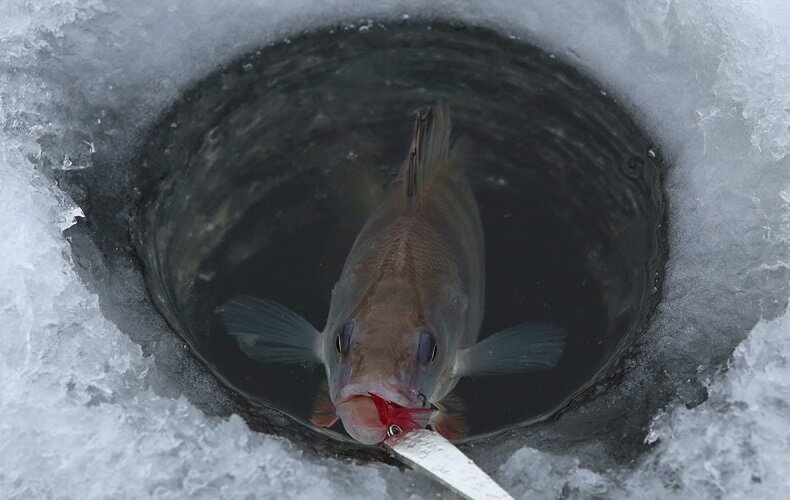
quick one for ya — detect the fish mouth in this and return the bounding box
[334,393,434,445]
[334,385,432,445]
[334,395,387,445]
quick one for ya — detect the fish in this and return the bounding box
[218,103,566,445]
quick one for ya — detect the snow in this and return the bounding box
[1,0,789,498]
[627,307,790,498]
[497,307,790,498]
[0,152,393,499]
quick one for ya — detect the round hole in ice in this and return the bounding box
[130,22,667,445]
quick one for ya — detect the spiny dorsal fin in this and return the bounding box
[404,103,452,204]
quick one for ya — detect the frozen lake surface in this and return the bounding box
[2,0,789,498]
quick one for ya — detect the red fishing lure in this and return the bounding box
[369,393,434,439]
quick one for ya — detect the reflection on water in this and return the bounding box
[133,22,667,445]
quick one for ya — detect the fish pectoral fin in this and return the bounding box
[217,295,321,364]
[311,382,339,428]
[455,322,567,377]
[430,393,468,441]
[311,412,340,429]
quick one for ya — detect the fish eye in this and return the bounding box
[336,320,355,357]
[417,330,437,366]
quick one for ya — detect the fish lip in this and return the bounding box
[337,384,420,409]
[335,394,369,406]
[332,395,388,445]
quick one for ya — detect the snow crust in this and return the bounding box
[498,306,790,498]
[1,0,789,498]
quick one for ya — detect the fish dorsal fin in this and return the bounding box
[404,103,452,204]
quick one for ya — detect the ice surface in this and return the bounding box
[496,306,790,498]
[0,153,396,498]
[1,0,789,498]
[626,306,790,498]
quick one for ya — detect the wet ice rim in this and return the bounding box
[1,0,789,498]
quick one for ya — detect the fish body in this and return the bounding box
[220,104,566,444]
[322,105,483,407]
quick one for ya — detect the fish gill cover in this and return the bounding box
[1,0,789,498]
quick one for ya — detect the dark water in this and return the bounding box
[132,22,666,444]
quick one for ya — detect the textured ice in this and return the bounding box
[0,154,394,498]
[1,0,789,498]
[626,307,790,498]
[497,307,790,498]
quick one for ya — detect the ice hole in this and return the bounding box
[131,23,667,444]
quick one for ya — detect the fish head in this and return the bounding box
[321,283,450,444]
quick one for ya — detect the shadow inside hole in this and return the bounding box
[133,21,667,445]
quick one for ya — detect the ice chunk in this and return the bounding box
[498,448,614,498]
[495,306,790,498]
[625,305,790,497]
